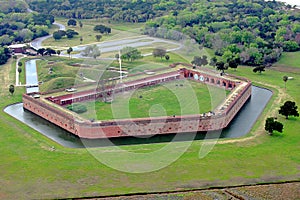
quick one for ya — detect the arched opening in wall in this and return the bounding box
[211,79,215,84]
[205,77,209,82]
[217,80,220,85]
[228,83,233,89]
[189,73,194,78]
[223,81,226,87]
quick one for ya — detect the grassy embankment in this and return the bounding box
[0,49,299,199]
[31,49,189,92]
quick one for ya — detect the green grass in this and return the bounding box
[0,49,299,199]
[34,53,188,92]
[43,18,144,49]
[276,51,300,68]
[226,66,300,104]
[108,52,189,73]
[79,80,228,120]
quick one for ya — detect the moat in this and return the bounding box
[4,86,272,148]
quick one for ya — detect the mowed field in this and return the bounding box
[0,50,299,199]
[79,79,229,120]
[43,18,143,49]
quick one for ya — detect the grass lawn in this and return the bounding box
[43,18,143,49]
[276,51,300,68]
[0,49,299,199]
[78,79,228,120]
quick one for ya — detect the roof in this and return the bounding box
[8,44,27,48]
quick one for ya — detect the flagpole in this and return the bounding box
[119,50,122,83]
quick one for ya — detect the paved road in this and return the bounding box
[30,22,65,50]
[27,4,66,50]
[65,36,183,59]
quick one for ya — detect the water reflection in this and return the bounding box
[4,86,272,148]
[25,59,39,93]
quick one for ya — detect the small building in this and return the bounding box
[8,44,27,54]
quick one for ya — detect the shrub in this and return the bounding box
[67,104,87,114]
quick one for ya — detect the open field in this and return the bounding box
[0,48,299,199]
[43,18,143,49]
[78,79,229,120]
[276,51,300,68]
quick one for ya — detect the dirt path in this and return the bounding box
[272,64,300,74]
[81,181,300,200]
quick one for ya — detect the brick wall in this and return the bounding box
[22,68,252,139]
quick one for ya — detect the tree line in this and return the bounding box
[27,0,300,67]
[27,0,186,22]
[0,12,54,45]
[143,0,300,67]
[0,1,56,65]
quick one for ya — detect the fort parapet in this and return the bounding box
[23,67,251,139]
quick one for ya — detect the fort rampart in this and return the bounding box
[23,68,251,139]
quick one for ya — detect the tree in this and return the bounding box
[210,56,218,66]
[153,48,166,59]
[67,47,73,59]
[18,61,22,67]
[80,36,83,44]
[81,45,101,59]
[56,50,61,56]
[67,19,77,26]
[165,54,170,61]
[95,35,102,42]
[279,101,299,119]
[191,55,208,66]
[283,41,299,52]
[18,67,22,74]
[253,66,265,74]
[45,48,56,56]
[265,117,283,135]
[0,47,10,65]
[216,61,227,74]
[9,85,14,95]
[53,31,62,40]
[66,29,78,39]
[228,58,239,71]
[283,75,288,89]
[121,46,142,62]
[79,21,83,28]
[94,25,111,34]
[37,48,45,56]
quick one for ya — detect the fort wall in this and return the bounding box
[23,68,252,139]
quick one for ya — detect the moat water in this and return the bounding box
[4,86,272,148]
[25,59,39,93]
